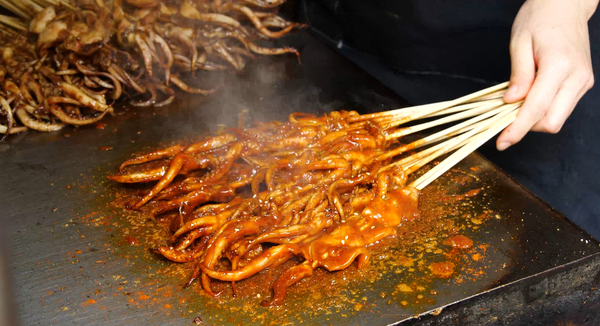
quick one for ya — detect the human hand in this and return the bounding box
[497,0,598,151]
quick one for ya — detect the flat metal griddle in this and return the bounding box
[1,31,599,326]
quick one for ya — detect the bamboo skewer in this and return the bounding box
[0,5,29,20]
[411,108,520,190]
[416,104,516,146]
[369,100,488,131]
[464,89,507,103]
[385,98,505,140]
[398,134,471,170]
[383,103,516,173]
[0,14,27,30]
[0,1,31,20]
[28,0,75,11]
[402,135,472,171]
[403,103,520,175]
[376,103,512,162]
[14,0,42,15]
[387,87,508,124]
[349,100,452,124]
[371,100,482,123]
[357,82,524,191]
[421,101,495,119]
[351,81,509,124]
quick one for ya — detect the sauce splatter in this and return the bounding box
[447,235,473,249]
[439,188,482,202]
[429,261,455,278]
[124,236,139,246]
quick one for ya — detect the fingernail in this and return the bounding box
[497,141,511,151]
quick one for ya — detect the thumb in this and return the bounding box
[504,35,536,103]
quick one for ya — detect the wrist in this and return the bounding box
[581,0,599,19]
[571,0,598,19]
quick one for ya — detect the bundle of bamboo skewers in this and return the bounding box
[356,81,519,189]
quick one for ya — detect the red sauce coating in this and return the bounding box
[300,187,419,271]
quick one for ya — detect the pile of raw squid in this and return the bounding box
[0,0,302,138]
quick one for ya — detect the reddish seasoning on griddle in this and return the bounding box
[429,261,455,278]
[439,188,483,202]
[463,189,482,197]
[447,235,473,249]
[100,146,113,151]
[95,123,107,130]
[124,236,138,246]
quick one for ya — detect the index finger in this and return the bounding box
[496,63,569,150]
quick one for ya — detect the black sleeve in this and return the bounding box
[297,0,524,82]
